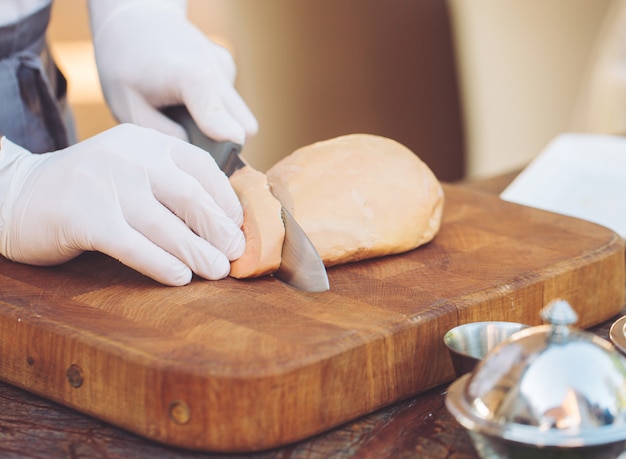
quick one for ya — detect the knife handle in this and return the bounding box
[162,105,243,170]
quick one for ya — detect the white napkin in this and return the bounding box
[500,133,626,238]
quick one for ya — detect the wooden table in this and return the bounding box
[1,171,623,459]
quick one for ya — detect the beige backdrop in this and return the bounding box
[49,0,465,181]
[49,0,613,179]
[448,0,613,178]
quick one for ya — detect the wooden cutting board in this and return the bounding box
[0,184,623,453]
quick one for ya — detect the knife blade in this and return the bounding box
[163,105,330,292]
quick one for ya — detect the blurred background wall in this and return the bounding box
[448,0,613,178]
[48,0,614,181]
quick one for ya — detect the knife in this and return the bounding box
[163,105,330,292]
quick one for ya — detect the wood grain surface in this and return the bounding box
[0,184,623,453]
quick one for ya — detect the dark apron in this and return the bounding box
[0,3,74,153]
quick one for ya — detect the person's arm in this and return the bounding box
[0,126,245,286]
[88,0,258,144]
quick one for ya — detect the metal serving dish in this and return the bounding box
[444,321,527,377]
[446,299,626,459]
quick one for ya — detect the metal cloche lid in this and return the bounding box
[446,299,626,448]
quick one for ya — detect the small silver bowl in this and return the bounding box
[444,321,527,377]
[446,299,626,459]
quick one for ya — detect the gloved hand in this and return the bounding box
[88,0,258,144]
[0,124,245,286]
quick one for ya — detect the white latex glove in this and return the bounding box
[88,0,258,144]
[0,124,245,286]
